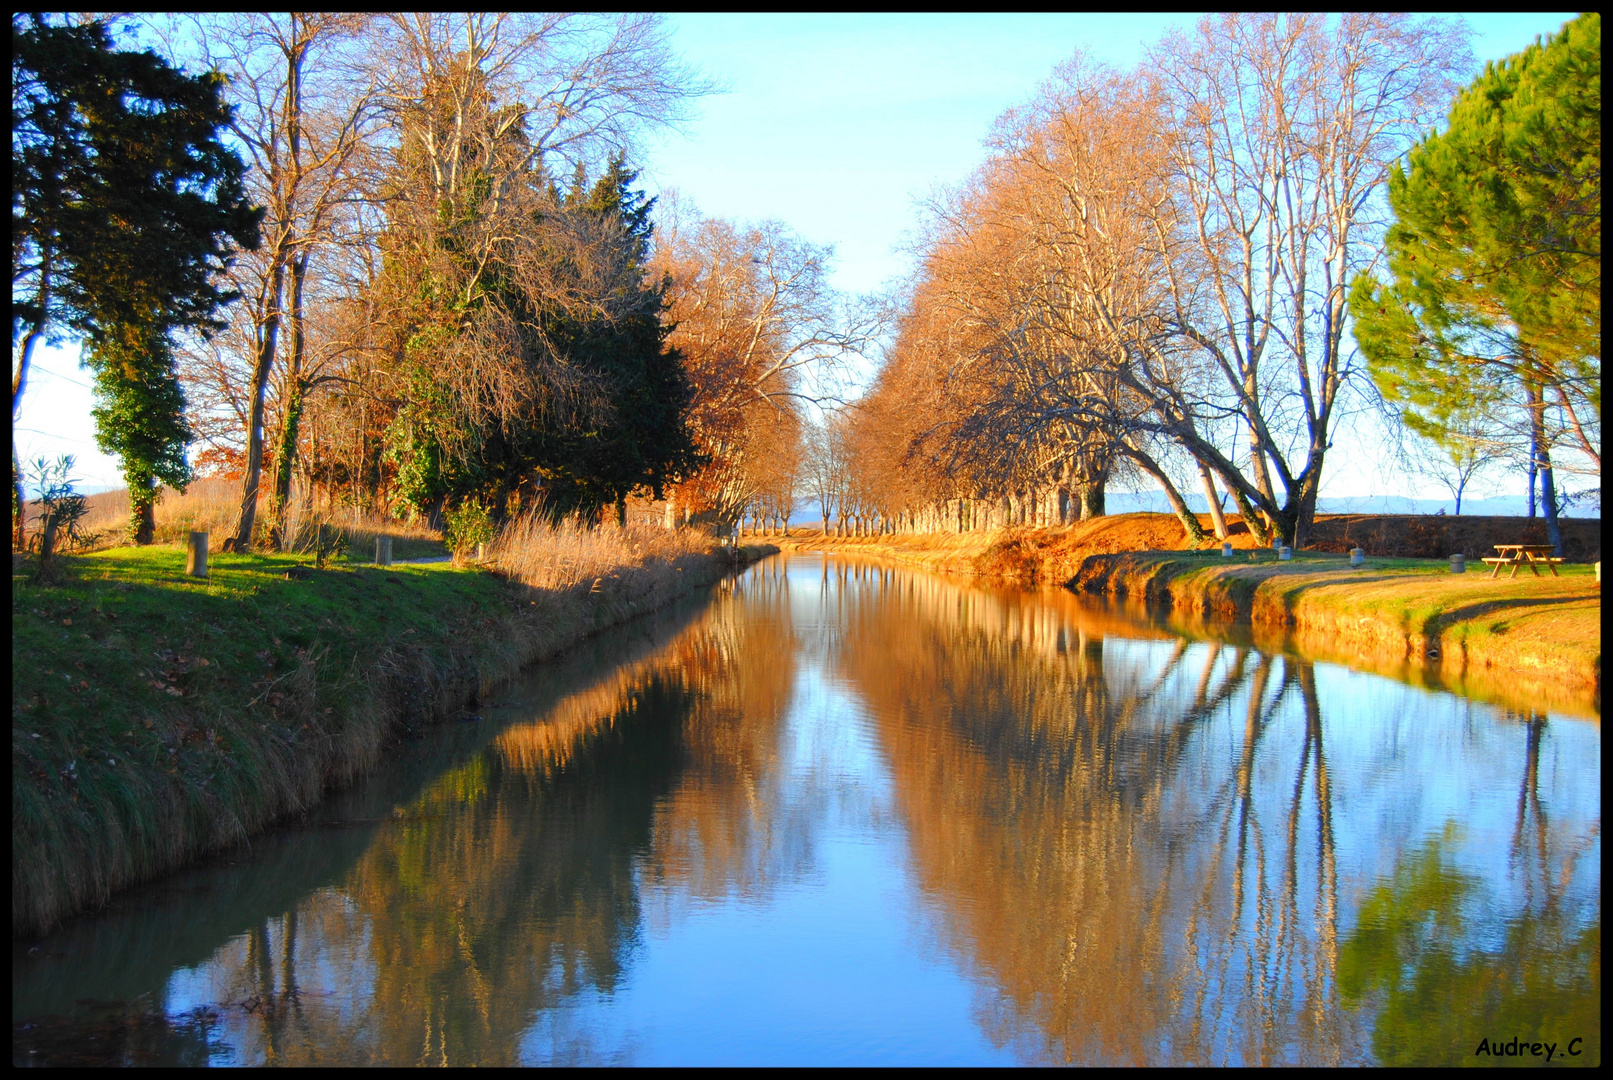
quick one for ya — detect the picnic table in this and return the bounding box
[1481,544,1564,579]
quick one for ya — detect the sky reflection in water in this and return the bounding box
[11,554,1601,1066]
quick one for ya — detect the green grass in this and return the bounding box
[12,538,772,937]
[1070,551,1601,714]
[12,545,512,936]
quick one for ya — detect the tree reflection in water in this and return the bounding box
[117,567,802,1066]
[827,563,1597,1066]
[12,557,1599,1066]
[1339,713,1601,1068]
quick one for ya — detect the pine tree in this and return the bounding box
[534,157,698,523]
[12,14,261,546]
[1349,14,1599,551]
[88,320,192,543]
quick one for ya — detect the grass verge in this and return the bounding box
[1068,550,1601,709]
[12,535,775,937]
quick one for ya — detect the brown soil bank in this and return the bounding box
[1069,552,1600,713]
[782,512,1601,581]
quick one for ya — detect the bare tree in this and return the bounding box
[1136,13,1470,546]
[653,198,882,528]
[164,13,382,551]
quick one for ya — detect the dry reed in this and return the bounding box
[487,512,713,593]
[51,478,441,555]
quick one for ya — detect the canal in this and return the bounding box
[12,553,1602,1066]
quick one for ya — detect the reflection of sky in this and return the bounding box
[523,609,1014,1065]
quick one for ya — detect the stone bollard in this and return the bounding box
[1279,545,1292,561]
[475,541,486,562]
[1221,541,1233,558]
[185,531,208,579]
[1450,553,1466,574]
[1350,548,1365,567]
[375,535,392,566]
[1271,536,1283,552]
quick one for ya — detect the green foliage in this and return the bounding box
[379,150,697,524]
[1340,826,1601,1067]
[26,455,89,582]
[443,500,494,556]
[11,13,263,341]
[526,157,700,520]
[13,14,261,546]
[87,320,193,541]
[1350,13,1601,442]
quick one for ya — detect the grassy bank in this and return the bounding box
[780,523,1601,714]
[1070,550,1600,707]
[12,531,775,937]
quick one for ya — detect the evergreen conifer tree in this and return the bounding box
[1349,14,1599,549]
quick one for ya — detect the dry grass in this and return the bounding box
[45,479,444,559]
[487,512,714,593]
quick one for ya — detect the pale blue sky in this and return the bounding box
[16,12,1582,497]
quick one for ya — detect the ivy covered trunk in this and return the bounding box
[129,477,157,546]
[267,378,306,551]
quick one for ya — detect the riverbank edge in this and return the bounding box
[778,532,1601,707]
[1069,552,1600,702]
[13,543,777,938]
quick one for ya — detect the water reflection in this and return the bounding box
[825,560,1597,1066]
[12,555,1601,1066]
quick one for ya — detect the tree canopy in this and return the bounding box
[12,13,262,544]
[1349,12,1600,473]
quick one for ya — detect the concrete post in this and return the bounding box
[1449,553,1466,574]
[1279,545,1292,561]
[1222,541,1234,558]
[375,535,392,566]
[1350,548,1364,567]
[186,531,208,578]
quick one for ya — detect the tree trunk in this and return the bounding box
[230,266,284,552]
[615,493,627,528]
[1127,447,1207,544]
[267,379,305,550]
[1291,450,1324,549]
[13,296,49,551]
[1225,480,1271,546]
[1541,461,1562,554]
[12,446,27,553]
[130,481,157,545]
[266,254,308,551]
[1526,430,1538,518]
[1529,385,1563,556]
[1197,460,1228,539]
[1076,477,1106,520]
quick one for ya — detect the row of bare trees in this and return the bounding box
[841,14,1471,546]
[124,13,868,548]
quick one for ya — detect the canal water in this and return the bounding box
[12,554,1602,1066]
